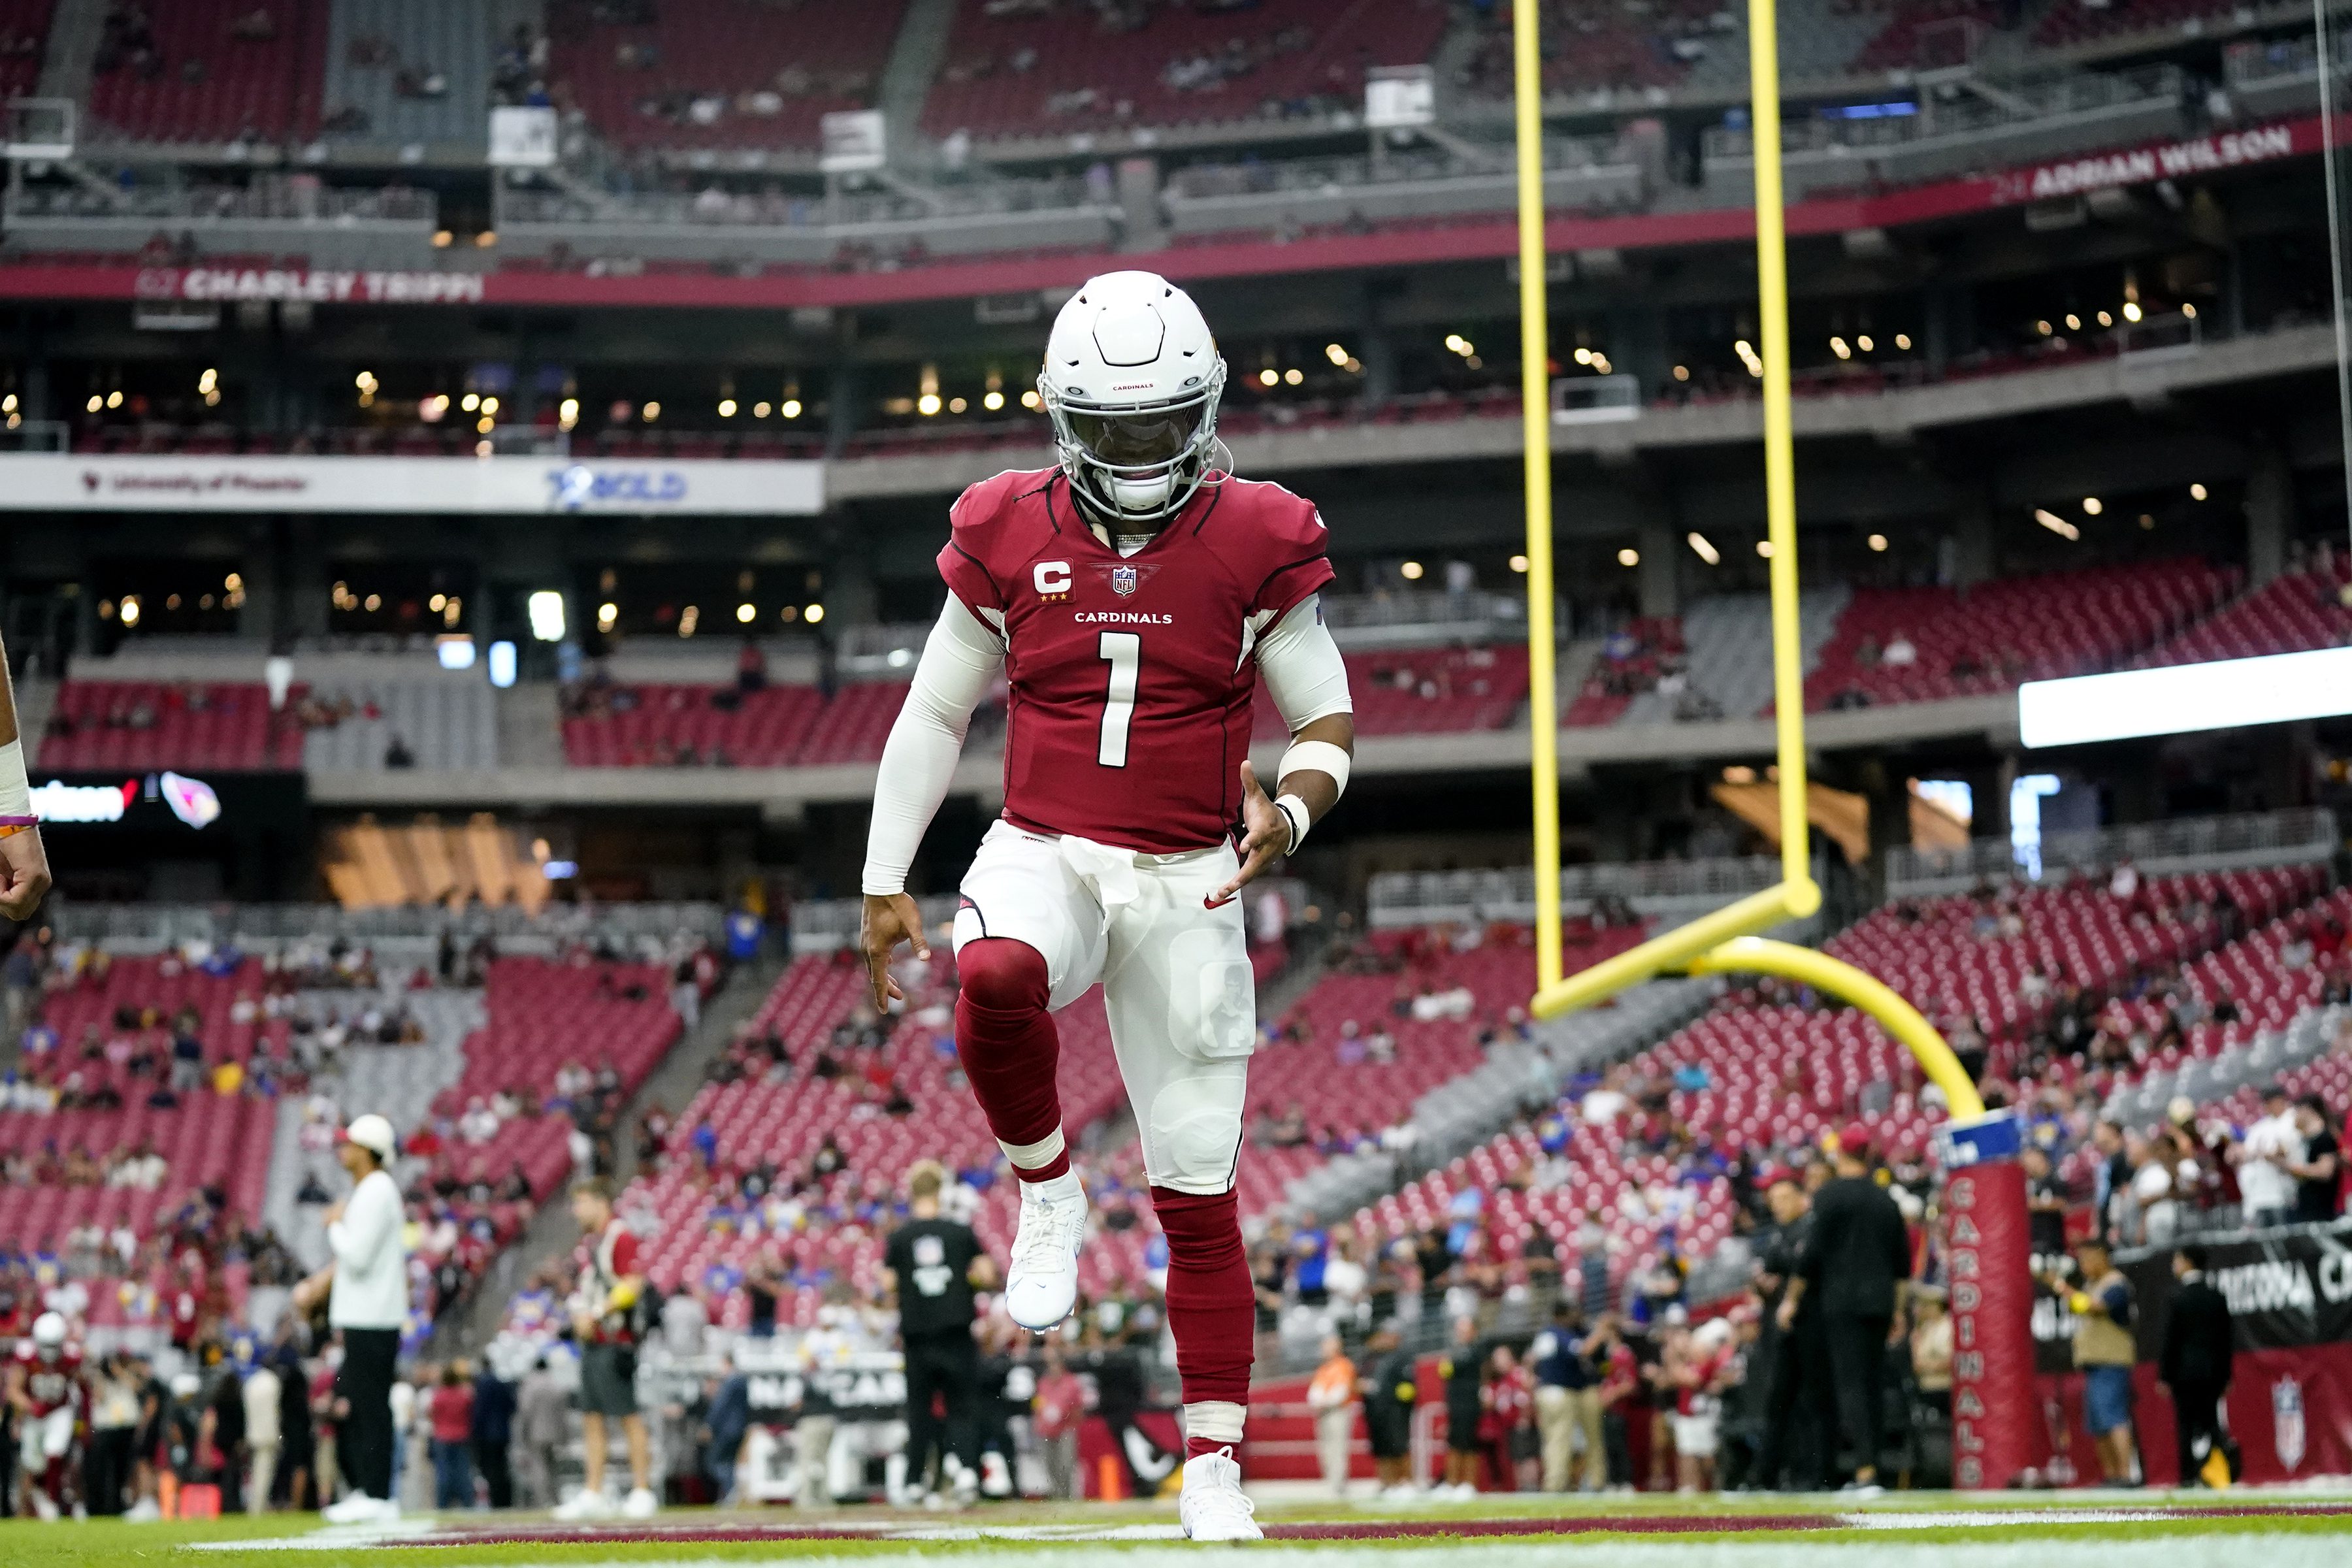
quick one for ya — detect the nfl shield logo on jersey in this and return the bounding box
[2274,1376,2307,1472]
[1111,564,1139,597]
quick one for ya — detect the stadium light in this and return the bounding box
[1867,533,1888,551]
[436,636,476,671]
[2082,497,2102,515]
[1616,547,1639,567]
[2189,482,2208,500]
[1686,532,1720,565]
[487,640,517,688]
[2033,508,2078,541]
[527,591,566,642]
[2020,646,2352,749]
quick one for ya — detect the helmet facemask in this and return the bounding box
[1041,358,1226,528]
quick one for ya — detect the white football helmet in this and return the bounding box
[1037,270,1227,527]
[30,1311,65,1353]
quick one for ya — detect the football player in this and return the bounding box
[9,1311,86,1520]
[861,270,1354,1541]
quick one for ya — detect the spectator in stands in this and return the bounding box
[512,1358,567,1511]
[2291,1095,2342,1222]
[2233,1087,2305,1228]
[2054,1235,2139,1484]
[2160,1246,2236,1487]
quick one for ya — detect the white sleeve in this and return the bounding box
[860,596,1005,896]
[1254,593,1352,733]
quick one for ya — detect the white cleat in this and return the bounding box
[623,1486,659,1520]
[552,1487,617,1522]
[125,1497,162,1523]
[321,1492,386,1526]
[1005,1169,1088,1331]
[1179,1447,1261,1542]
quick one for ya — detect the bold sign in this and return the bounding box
[0,455,825,515]
[137,267,488,304]
[2002,124,2299,204]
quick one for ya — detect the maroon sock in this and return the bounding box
[1151,1184,1255,1408]
[953,938,1070,1182]
[1185,1435,1238,1463]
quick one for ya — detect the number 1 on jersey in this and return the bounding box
[1096,631,1140,767]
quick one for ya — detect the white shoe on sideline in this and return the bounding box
[553,1487,615,1522]
[1005,1169,1088,1331]
[29,1488,58,1522]
[1179,1448,1261,1543]
[125,1497,162,1524]
[322,1492,388,1526]
[623,1487,659,1520]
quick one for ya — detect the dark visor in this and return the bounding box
[1066,402,1203,469]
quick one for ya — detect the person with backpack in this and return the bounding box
[555,1177,658,1520]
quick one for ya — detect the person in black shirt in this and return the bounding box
[1780,1128,1911,1497]
[1748,1175,1835,1492]
[745,1252,782,1341]
[882,1161,997,1504]
[1358,1322,1417,1495]
[2292,1097,2342,1223]
[2159,1246,2237,1486]
[2021,1145,2071,1264]
[1438,1314,1486,1496]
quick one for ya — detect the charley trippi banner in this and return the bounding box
[2032,1221,2352,1485]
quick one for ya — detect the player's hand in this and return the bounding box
[860,892,931,1010]
[1774,1297,1797,1332]
[1210,760,1288,909]
[0,827,50,922]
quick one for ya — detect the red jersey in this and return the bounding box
[581,1220,643,1347]
[939,467,1335,854]
[12,1339,85,1419]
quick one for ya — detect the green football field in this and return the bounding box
[3,1490,2349,1568]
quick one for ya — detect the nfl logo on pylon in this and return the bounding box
[1111,564,1138,597]
[2274,1376,2307,1472]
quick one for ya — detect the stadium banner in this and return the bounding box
[0,454,825,515]
[1938,1113,2038,1490]
[2030,1222,2352,1485]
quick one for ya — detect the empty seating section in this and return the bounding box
[1849,0,2001,72]
[1358,868,2319,1302]
[89,0,328,144]
[319,0,491,146]
[2033,0,2243,46]
[297,678,499,770]
[1237,921,1644,1216]
[2137,558,2352,667]
[39,681,304,771]
[413,956,683,1201]
[560,681,910,767]
[1799,559,2234,711]
[1457,0,1729,98]
[1253,645,1527,740]
[0,0,52,100]
[3,955,280,1245]
[547,0,907,152]
[921,0,1449,140]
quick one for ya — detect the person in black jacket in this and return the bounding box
[1748,1174,1837,1491]
[2159,1246,2237,1486]
[1778,1125,1910,1497]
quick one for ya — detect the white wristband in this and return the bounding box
[0,739,28,818]
[1274,793,1312,855]
[1277,738,1350,798]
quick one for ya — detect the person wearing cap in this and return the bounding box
[291,1113,406,1524]
[1778,1123,1908,1499]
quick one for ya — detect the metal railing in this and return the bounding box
[5,181,438,224]
[1884,807,2340,895]
[1367,856,1784,930]
[46,900,728,948]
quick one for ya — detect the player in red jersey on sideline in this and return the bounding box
[9,1311,87,1520]
[861,270,1355,1540]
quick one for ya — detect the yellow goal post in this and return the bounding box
[1507,0,1982,1120]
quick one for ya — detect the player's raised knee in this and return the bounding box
[956,936,1051,1015]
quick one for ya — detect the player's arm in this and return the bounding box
[0,632,52,921]
[1215,593,1353,907]
[858,595,1006,1009]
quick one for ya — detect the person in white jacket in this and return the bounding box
[293,1114,408,1525]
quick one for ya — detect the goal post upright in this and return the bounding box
[1512,0,1565,994]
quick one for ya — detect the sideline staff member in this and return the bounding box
[293,1114,407,1525]
[883,1161,998,1504]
